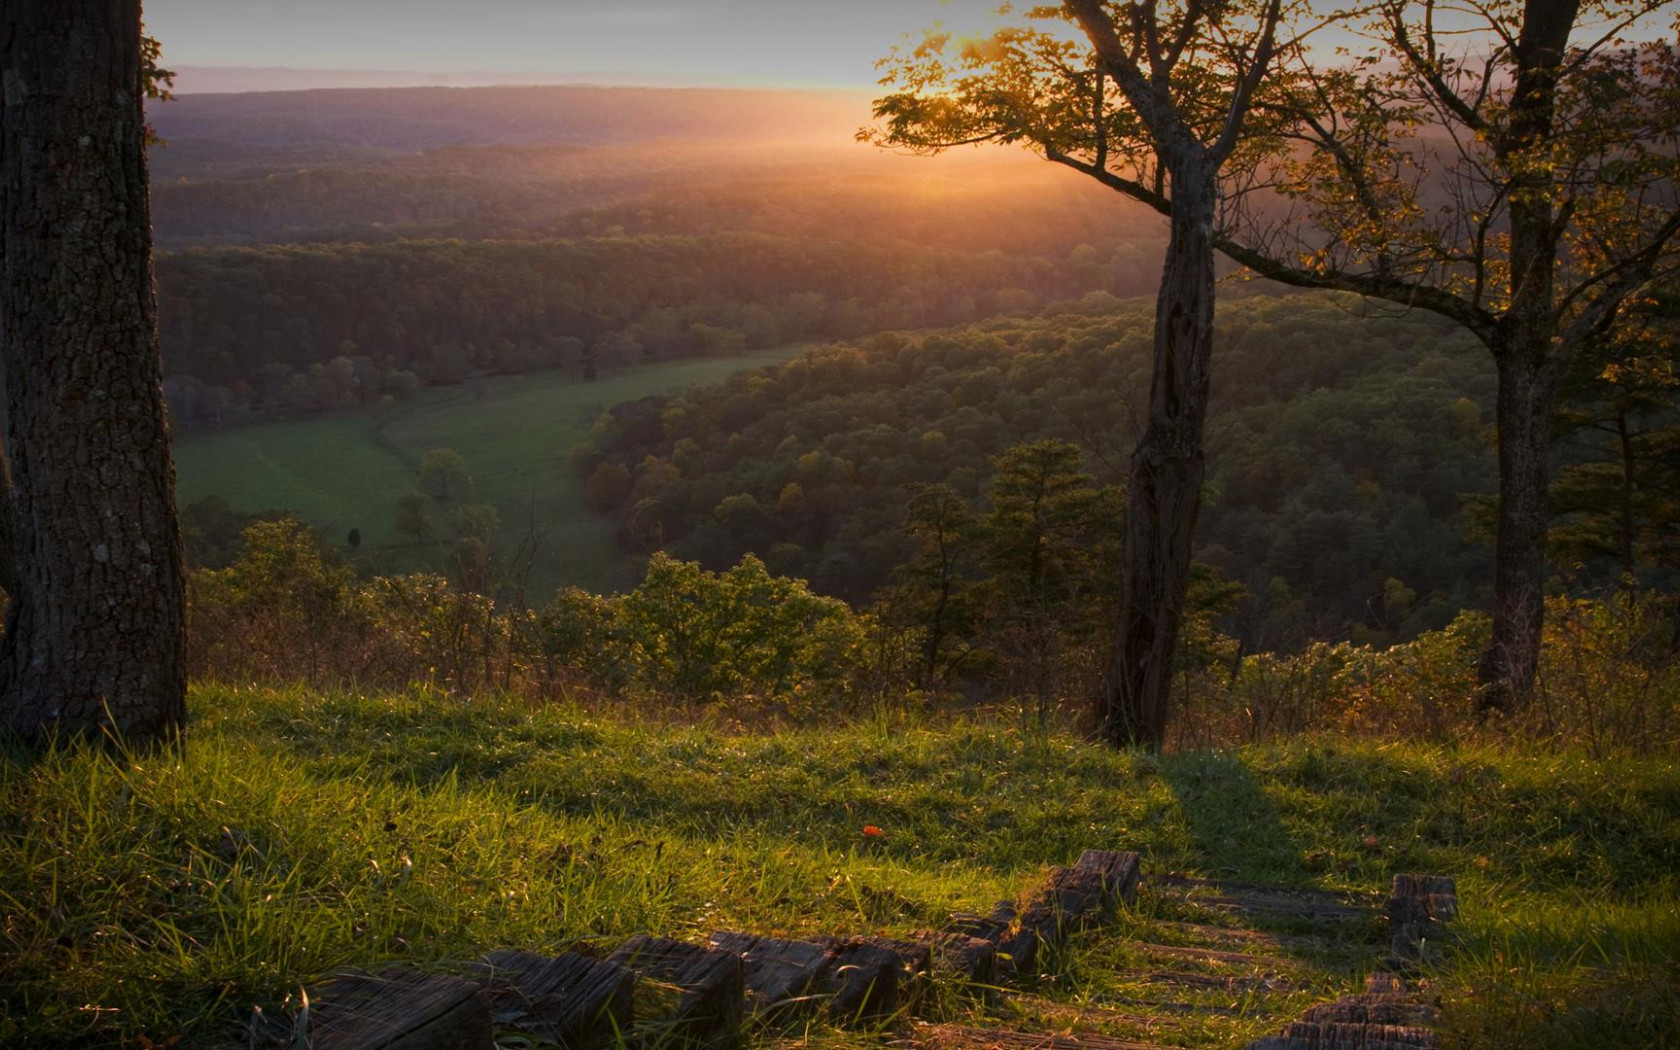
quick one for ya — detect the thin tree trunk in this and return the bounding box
[0,1,188,741]
[1614,407,1637,589]
[1102,162,1216,748]
[1476,345,1554,714]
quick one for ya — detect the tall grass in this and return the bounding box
[2,686,1675,1047]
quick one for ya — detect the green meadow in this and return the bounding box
[172,345,813,596]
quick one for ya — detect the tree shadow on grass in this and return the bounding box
[1158,750,1307,884]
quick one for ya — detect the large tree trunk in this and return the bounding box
[1474,0,1577,713]
[1100,161,1216,748]
[1476,344,1554,714]
[0,1,188,742]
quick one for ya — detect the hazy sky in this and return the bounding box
[145,1,1673,93]
[144,0,989,90]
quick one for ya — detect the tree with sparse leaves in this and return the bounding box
[871,0,1680,722]
[872,0,1296,745]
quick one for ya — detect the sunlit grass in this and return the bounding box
[1,685,1675,1047]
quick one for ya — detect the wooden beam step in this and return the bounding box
[1149,921,1335,953]
[999,851,1141,976]
[946,900,1016,945]
[1243,975,1441,1049]
[1147,875,1381,905]
[474,950,632,1048]
[607,935,743,1045]
[706,932,830,1018]
[1247,1020,1437,1049]
[1385,874,1458,964]
[1151,890,1371,921]
[922,929,998,983]
[819,936,905,1021]
[301,967,493,1050]
[892,1022,1182,1050]
[1134,942,1297,971]
[1135,969,1304,993]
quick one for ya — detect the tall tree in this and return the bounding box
[0,2,187,741]
[872,0,1680,717]
[873,0,1291,746]
[1227,0,1680,710]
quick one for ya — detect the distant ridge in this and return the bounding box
[149,82,874,155]
[169,65,863,95]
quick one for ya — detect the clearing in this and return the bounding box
[172,344,813,596]
[2,688,1675,1048]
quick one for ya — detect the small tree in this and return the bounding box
[395,493,432,545]
[419,447,471,502]
[982,440,1120,720]
[886,484,985,686]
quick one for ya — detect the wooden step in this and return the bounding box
[1247,1019,1437,1049]
[1135,969,1304,993]
[923,929,998,983]
[475,950,632,1047]
[947,900,1016,944]
[301,967,493,1050]
[1000,851,1141,975]
[707,931,830,1018]
[607,935,743,1044]
[1148,921,1336,954]
[1148,875,1380,904]
[1134,942,1297,971]
[1243,976,1440,1049]
[1386,874,1458,964]
[820,936,905,1020]
[893,1022,1181,1050]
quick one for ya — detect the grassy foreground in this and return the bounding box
[172,345,813,597]
[1,687,1676,1048]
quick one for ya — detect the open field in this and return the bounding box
[172,345,813,596]
[2,687,1675,1048]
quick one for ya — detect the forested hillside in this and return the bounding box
[155,228,1159,425]
[577,292,1496,644]
[145,87,1172,428]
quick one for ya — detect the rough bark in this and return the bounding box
[1476,346,1556,713]
[1474,0,1579,713]
[0,0,187,742]
[1101,160,1217,748]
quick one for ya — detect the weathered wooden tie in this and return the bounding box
[475,949,632,1047]
[1385,874,1457,967]
[946,899,1017,945]
[706,931,830,1018]
[298,967,494,1050]
[894,1022,1176,1050]
[923,929,999,983]
[820,936,906,1020]
[999,850,1140,975]
[1147,875,1375,921]
[1134,941,1297,971]
[1243,971,1441,1048]
[608,934,744,1044]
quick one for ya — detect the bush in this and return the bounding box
[189,523,881,712]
